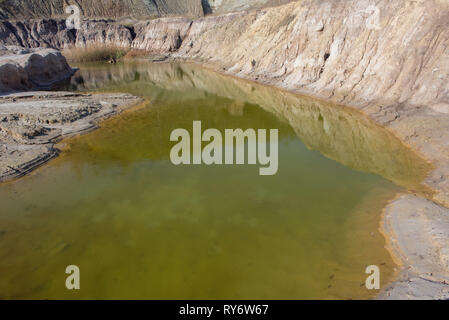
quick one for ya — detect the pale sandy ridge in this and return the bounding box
[0,91,142,182]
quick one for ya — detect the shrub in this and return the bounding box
[62,46,130,63]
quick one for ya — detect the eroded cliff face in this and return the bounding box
[208,0,293,13]
[0,0,205,19]
[64,61,431,191]
[0,0,295,20]
[0,19,76,48]
[157,0,448,111]
[0,19,134,48]
[127,0,449,207]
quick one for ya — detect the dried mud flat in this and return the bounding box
[0,91,142,182]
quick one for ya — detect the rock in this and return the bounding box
[131,0,449,211]
[0,46,74,92]
[0,0,295,20]
[0,19,131,49]
[0,0,448,300]
[75,20,135,48]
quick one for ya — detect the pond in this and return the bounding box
[0,61,430,299]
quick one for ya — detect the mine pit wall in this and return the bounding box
[139,0,449,208]
[2,0,447,204]
[0,48,74,92]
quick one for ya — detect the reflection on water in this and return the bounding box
[66,61,430,190]
[0,61,429,299]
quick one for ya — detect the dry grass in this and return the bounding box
[62,46,129,63]
[123,49,151,59]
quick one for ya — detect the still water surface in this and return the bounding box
[0,62,429,299]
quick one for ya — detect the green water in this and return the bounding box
[0,61,429,299]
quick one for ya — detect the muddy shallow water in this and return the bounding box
[0,61,430,299]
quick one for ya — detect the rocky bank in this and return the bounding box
[0,91,142,182]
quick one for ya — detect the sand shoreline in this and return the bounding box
[0,91,143,183]
[183,57,449,299]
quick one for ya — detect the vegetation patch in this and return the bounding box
[62,46,129,63]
